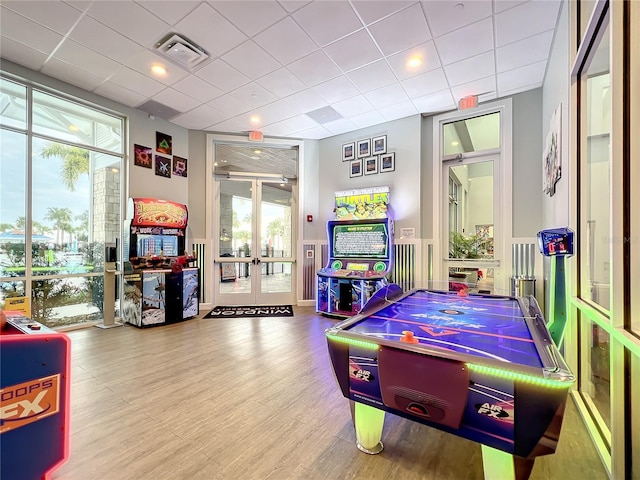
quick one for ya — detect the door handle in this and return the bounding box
[255,258,261,265]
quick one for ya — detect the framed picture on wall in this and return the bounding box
[357,138,370,158]
[342,142,355,162]
[349,159,363,177]
[155,155,171,178]
[364,156,378,175]
[372,135,387,155]
[134,144,152,168]
[380,152,395,172]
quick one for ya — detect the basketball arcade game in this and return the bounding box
[121,197,199,327]
[317,187,393,317]
[1,311,71,480]
[326,284,575,480]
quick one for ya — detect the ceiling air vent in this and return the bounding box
[155,33,209,70]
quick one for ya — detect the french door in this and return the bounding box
[214,177,295,306]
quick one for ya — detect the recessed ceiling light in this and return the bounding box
[254,149,261,154]
[250,115,260,124]
[151,64,167,76]
[407,56,422,68]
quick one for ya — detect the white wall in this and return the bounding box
[315,115,422,239]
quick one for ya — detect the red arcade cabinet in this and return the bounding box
[121,198,199,327]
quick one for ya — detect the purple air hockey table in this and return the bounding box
[325,286,574,480]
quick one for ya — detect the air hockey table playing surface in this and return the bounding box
[325,287,575,459]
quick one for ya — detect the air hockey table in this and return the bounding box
[325,286,575,480]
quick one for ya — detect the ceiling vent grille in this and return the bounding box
[155,33,209,70]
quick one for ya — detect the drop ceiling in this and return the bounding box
[0,0,562,140]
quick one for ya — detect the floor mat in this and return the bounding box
[203,305,294,318]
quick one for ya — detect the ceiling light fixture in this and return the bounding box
[250,115,260,124]
[150,64,167,76]
[69,125,79,131]
[407,56,422,68]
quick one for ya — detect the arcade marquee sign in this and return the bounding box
[130,197,188,229]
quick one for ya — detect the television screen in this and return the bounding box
[332,222,389,259]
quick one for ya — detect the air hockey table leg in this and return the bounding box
[481,445,535,480]
[350,400,385,454]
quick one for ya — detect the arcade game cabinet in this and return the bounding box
[537,227,575,347]
[121,197,199,328]
[317,187,394,318]
[0,310,71,480]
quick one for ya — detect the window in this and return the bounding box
[0,74,125,328]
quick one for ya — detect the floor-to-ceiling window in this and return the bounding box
[572,1,639,477]
[0,74,125,328]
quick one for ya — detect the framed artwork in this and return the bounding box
[364,156,378,175]
[155,155,171,178]
[349,159,363,177]
[134,144,152,168]
[156,131,172,155]
[372,135,387,155]
[357,138,370,158]
[342,142,355,162]
[173,156,188,177]
[543,103,561,196]
[380,152,395,172]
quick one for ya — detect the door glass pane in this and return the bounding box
[580,22,611,312]
[219,180,253,258]
[632,354,640,479]
[0,129,27,276]
[260,262,292,294]
[448,161,494,260]
[443,112,500,156]
[0,78,27,129]
[585,316,611,430]
[261,182,292,258]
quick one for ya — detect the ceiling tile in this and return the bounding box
[255,17,317,65]
[332,95,374,117]
[52,39,122,80]
[421,0,492,38]
[260,121,297,137]
[136,1,200,25]
[196,59,251,92]
[351,1,415,26]
[350,110,386,129]
[0,38,49,71]
[495,0,561,47]
[251,100,298,125]
[279,114,320,132]
[207,117,248,134]
[228,82,278,110]
[368,3,431,56]
[69,16,144,64]
[379,100,418,121]
[293,125,330,139]
[256,68,307,98]
[411,89,455,114]
[312,76,359,104]
[171,112,216,130]
[434,17,494,65]
[109,67,166,97]
[171,75,224,103]
[323,29,382,73]
[124,50,189,86]
[386,41,440,81]
[364,83,409,108]
[497,60,546,93]
[287,50,342,87]
[283,89,327,113]
[0,7,63,54]
[494,1,528,13]
[347,60,396,93]
[401,68,448,97]
[86,1,171,47]
[174,3,246,57]
[278,1,312,14]
[41,58,105,91]
[292,1,363,46]
[451,75,497,102]
[94,81,147,107]
[444,51,495,87]
[153,87,201,112]
[2,0,82,34]
[207,94,251,117]
[323,118,357,136]
[496,30,554,73]
[186,104,227,125]
[211,1,287,37]
[222,41,281,79]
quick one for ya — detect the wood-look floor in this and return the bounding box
[52,307,607,480]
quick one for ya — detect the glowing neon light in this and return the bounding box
[326,334,379,350]
[467,363,574,388]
